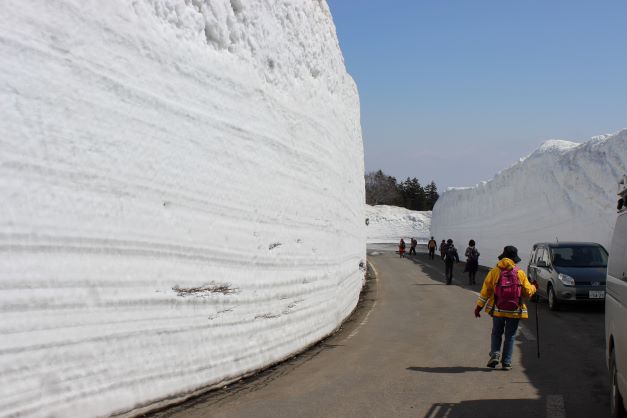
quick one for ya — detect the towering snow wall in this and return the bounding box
[431,130,627,268]
[0,1,365,416]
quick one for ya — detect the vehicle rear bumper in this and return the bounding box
[557,286,606,302]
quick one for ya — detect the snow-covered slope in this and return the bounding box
[431,130,627,268]
[366,205,431,244]
[0,1,365,417]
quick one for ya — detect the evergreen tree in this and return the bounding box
[365,170,437,210]
[399,177,425,210]
[424,181,439,210]
[397,177,411,209]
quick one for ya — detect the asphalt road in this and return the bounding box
[144,246,609,418]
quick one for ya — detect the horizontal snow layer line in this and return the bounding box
[0,289,345,354]
[1,309,355,417]
[0,235,359,270]
[0,1,366,416]
[2,144,363,223]
[0,264,360,316]
[0,281,363,417]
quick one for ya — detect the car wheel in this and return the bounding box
[548,285,559,311]
[611,349,627,418]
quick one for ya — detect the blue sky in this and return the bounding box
[326,0,627,190]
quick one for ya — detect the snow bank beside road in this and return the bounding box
[0,1,364,417]
[366,205,431,244]
[431,130,627,268]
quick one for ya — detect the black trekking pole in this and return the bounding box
[534,294,540,359]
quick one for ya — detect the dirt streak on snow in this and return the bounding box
[0,1,365,417]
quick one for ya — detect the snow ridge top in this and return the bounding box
[536,139,580,154]
[431,128,627,270]
[139,0,350,95]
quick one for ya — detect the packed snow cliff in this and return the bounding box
[365,205,431,244]
[431,130,627,268]
[0,1,365,417]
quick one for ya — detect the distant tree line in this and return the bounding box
[365,170,439,211]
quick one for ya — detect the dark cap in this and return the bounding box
[447,239,453,244]
[498,245,521,263]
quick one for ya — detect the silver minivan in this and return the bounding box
[606,175,627,418]
[527,241,608,311]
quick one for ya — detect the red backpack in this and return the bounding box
[494,266,522,312]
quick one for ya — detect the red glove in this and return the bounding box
[474,306,482,318]
[531,280,539,290]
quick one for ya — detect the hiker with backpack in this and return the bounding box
[427,236,437,259]
[439,239,447,260]
[409,238,417,256]
[398,238,406,258]
[473,246,538,370]
[443,239,460,284]
[464,239,480,285]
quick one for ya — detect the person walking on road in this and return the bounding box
[439,239,447,260]
[464,239,480,285]
[443,239,460,284]
[473,246,538,370]
[427,236,437,259]
[399,238,406,258]
[409,238,417,256]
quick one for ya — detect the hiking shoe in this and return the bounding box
[502,362,512,370]
[487,353,500,368]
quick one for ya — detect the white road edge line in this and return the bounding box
[345,261,379,341]
[518,325,537,342]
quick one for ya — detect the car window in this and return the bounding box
[537,248,549,265]
[551,245,608,268]
[530,248,538,264]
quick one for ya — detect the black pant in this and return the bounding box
[409,247,416,255]
[428,248,435,259]
[468,270,477,284]
[445,262,454,284]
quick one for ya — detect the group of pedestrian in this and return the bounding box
[399,236,480,286]
[432,237,480,285]
[398,238,418,258]
[396,236,540,371]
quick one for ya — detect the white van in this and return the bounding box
[607,175,627,418]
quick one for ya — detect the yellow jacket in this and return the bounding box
[476,258,537,319]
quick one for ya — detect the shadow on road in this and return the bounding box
[403,249,488,290]
[399,246,610,418]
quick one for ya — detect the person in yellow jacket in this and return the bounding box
[474,245,538,370]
